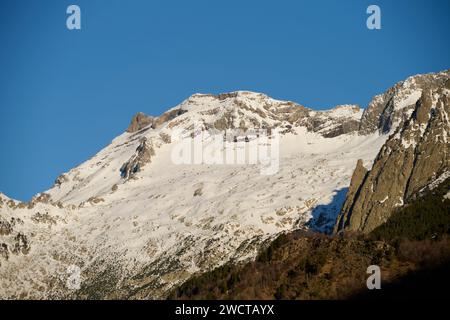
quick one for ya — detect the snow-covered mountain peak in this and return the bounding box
[177,90,304,118]
[46,91,371,208]
[127,91,365,145]
[325,105,362,118]
[359,69,450,134]
[1,70,448,299]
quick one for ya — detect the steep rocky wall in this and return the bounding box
[359,70,450,135]
[336,77,450,233]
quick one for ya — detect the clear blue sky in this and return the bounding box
[0,0,449,201]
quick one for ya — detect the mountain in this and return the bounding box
[335,70,450,233]
[170,155,450,300]
[359,70,450,134]
[169,71,450,300]
[171,183,450,300]
[0,70,448,299]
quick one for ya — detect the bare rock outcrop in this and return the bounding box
[154,109,188,128]
[359,70,450,135]
[0,218,13,236]
[120,137,155,179]
[333,159,368,233]
[0,243,8,262]
[11,233,30,255]
[54,174,69,187]
[335,76,450,233]
[126,108,189,133]
[126,112,154,133]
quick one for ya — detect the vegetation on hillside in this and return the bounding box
[169,178,450,300]
[371,177,450,241]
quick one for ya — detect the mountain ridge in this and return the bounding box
[1,69,448,299]
[335,72,450,233]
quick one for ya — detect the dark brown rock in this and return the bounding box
[153,109,187,129]
[120,137,155,179]
[54,174,69,187]
[0,219,13,236]
[334,159,368,233]
[12,233,30,255]
[126,112,154,133]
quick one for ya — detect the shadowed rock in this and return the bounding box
[120,137,155,179]
[333,160,368,233]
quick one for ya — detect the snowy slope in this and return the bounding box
[1,90,388,299]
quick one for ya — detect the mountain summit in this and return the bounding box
[335,71,450,233]
[0,70,449,299]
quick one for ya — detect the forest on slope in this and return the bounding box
[170,178,450,299]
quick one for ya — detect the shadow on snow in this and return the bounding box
[306,187,348,234]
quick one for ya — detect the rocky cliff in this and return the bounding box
[335,74,450,233]
[359,70,450,135]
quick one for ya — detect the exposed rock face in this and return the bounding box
[0,243,8,262]
[0,219,13,236]
[126,112,154,133]
[304,105,361,138]
[30,192,51,204]
[333,159,368,233]
[31,212,58,225]
[153,108,188,128]
[54,174,69,187]
[0,213,30,268]
[127,109,189,133]
[359,70,450,135]
[120,137,155,179]
[335,77,450,233]
[11,233,30,255]
[126,92,362,139]
[266,103,362,137]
